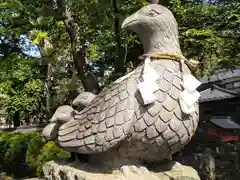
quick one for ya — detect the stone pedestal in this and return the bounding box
[43,160,200,180]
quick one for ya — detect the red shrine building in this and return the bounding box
[207,116,240,142]
[198,68,240,142]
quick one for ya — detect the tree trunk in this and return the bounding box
[147,0,160,4]
[13,110,20,127]
[112,0,125,79]
[44,63,54,119]
[58,0,100,94]
[37,43,55,120]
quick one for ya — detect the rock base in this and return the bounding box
[43,160,200,180]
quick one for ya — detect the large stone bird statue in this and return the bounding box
[42,4,201,168]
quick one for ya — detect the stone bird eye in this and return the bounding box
[148,10,159,17]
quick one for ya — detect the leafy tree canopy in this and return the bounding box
[0,0,239,126]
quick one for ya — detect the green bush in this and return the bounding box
[25,133,45,176]
[0,132,70,178]
[0,133,30,177]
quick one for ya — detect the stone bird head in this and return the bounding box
[50,105,74,123]
[122,4,182,55]
[72,92,96,111]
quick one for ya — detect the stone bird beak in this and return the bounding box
[121,13,139,29]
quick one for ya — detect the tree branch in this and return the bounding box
[57,0,100,94]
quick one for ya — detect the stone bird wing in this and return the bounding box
[131,60,199,161]
[57,66,142,153]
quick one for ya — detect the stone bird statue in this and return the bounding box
[72,92,96,111]
[42,105,74,141]
[42,92,96,141]
[42,4,200,167]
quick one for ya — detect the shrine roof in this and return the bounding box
[199,87,237,102]
[200,68,240,84]
[210,116,240,129]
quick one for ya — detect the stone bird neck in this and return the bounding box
[139,27,182,56]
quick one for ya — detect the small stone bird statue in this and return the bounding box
[42,4,200,169]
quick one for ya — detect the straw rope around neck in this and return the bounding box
[138,52,200,72]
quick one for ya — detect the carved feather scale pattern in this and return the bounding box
[58,60,199,161]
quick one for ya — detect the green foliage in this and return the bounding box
[0,54,45,126]
[0,133,30,177]
[0,0,239,178]
[36,141,70,176]
[25,133,46,176]
[0,132,70,178]
[32,31,48,45]
[26,134,70,177]
[170,0,240,76]
[0,0,239,126]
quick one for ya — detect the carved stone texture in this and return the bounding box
[43,160,201,180]
[42,105,74,141]
[42,92,96,141]
[72,92,96,111]
[42,4,199,165]
[49,105,74,123]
